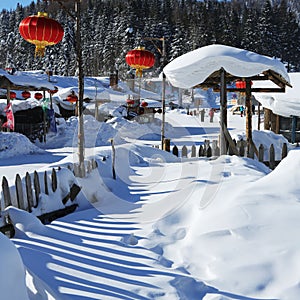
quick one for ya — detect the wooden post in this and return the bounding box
[282,143,288,159]
[291,116,297,144]
[2,176,11,208]
[25,172,34,212]
[110,139,116,180]
[51,168,57,192]
[15,174,26,210]
[191,145,196,157]
[44,171,49,195]
[34,171,41,207]
[199,145,204,157]
[258,102,261,130]
[264,108,271,130]
[172,145,178,157]
[269,144,275,170]
[219,68,228,155]
[182,145,187,157]
[163,138,170,152]
[258,144,264,162]
[245,78,252,157]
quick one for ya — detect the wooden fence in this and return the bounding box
[162,138,288,170]
[0,159,98,237]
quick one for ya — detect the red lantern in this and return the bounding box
[235,80,252,89]
[126,99,135,105]
[19,12,64,57]
[125,47,155,77]
[10,91,16,99]
[66,94,78,103]
[34,92,43,100]
[22,91,31,99]
[49,88,58,95]
[141,101,148,107]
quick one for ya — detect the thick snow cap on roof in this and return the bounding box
[163,44,290,89]
[0,69,55,91]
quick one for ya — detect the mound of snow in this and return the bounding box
[0,132,45,159]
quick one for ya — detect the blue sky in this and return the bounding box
[0,0,36,11]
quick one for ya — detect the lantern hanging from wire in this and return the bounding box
[141,101,148,107]
[22,91,31,99]
[34,92,43,100]
[19,12,64,57]
[66,94,78,104]
[10,91,16,99]
[125,47,155,77]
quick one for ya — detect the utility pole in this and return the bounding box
[45,0,85,177]
[143,36,166,149]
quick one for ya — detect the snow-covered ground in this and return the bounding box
[0,104,299,300]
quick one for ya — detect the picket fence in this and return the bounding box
[162,139,288,170]
[0,159,98,237]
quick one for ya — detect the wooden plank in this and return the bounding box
[44,171,49,195]
[258,144,264,162]
[191,145,196,157]
[282,143,288,159]
[172,145,178,157]
[182,145,187,158]
[269,144,275,170]
[51,168,57,192]
[219,122,239,155]
[15,174,25,210]
[2,176,11,208]
[34,171,40,207]
[25,172,34,212]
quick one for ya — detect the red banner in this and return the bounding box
[2,103,14,131]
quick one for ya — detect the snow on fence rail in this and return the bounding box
[0,159,98,237]
[162,138,288,170]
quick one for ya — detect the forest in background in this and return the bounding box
[0,0,299,80]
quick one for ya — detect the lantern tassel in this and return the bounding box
[35,45,46,57]
[136,68,143,78]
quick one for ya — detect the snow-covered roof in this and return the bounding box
[254,72,300,117]
[163,44,291,89]
[0,69,55,91]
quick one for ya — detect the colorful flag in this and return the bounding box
[2,103,14,131]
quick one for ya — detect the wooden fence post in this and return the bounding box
[206,145,212,157]
[269,144,275,170]
[111,139,116,180]
[172,145,178,157]
[163,138,171,152]
[258,144,264,162]
[282,143,288,159]
[191,145,196,157]
[25,172,34,212]
[2,176,11,208]
[34,171,40,207]
[51,168,57,192]
[199,145,204,157]
[182,145,188,158]
[15,174,26,210]
[44,171,49,195]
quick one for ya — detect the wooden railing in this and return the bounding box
[162,138,288,170]
[0,159,98,237]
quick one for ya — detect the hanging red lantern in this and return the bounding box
[49,88,58,95]
[66,94,78,103]
[126,99,135,105]
[22,91,31,99]
[141,101,148,107]
[10,91,16,99]
[235,80,252,89]
[34,92,43,100]
[19,12,64,57]
[125,47,155,77]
